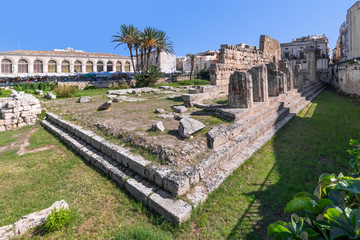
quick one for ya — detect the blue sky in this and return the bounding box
[0,0,355,57]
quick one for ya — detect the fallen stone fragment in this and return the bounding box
[152,121,165,132]
[98,101,112,111]
[35,89,43,95]
[178,118,205,138]
[112,97,122,102]
[157,113,174,119]
[155,108,165,114]
[77,96,92,103]
[44,92,56,100]
[172,105,188,113]
[188,88,198,94]
[0,200,69,239]
[106,95,117,100]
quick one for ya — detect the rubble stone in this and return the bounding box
[228,71,253,108]
[44,92,56,100]
[77,96,92,103]
[178,118,205,138]
[98,101,112,111]
[172,105,188,113]
[152,121,165,132]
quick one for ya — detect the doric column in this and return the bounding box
[250,64,268,102]
[228,71,253,108]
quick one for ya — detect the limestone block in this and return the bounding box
[77,96,92,103]
[4,119,11,125]
[278,71,287,94]
[128,155,151,177]
[250,64,268,102]
[266,63,280,96]
[163,171,190,196]
[0,108,12,113]
[23,106,31,111]
[2,112,14,120]
[6,101,16,109]
[152,121,165,132]
[154,167,172,187]
[0,126,5,132]
[31,104,41,110]
[125,176,159,206]
[0,119,4,125]
[228,71,253,108]
[178,118,205,138]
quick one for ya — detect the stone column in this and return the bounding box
[228,71,253,108]
[279,59,294,91]
[266,63,279,96]
[278,71,287,94]
[250,64,268,102]
[305,46,317,84]
[293,64,304,88]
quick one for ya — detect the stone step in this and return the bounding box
[186,83,327,206]
[41,119,192,225]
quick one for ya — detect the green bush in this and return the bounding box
[14,81,53,93]
[110,82,130,90]
[177,79,210,86]
[197,68,210,80]
[268,139,360,240]
[0,89,12,97]
[136,66,162,87]
[113,227,171,240]
[43,207,70,233]
[53,85,78,98]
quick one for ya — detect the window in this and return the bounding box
[97,61,104,72]
[204,63,207,68]
[61,60,70,73]
[124,62,130,72]
[299,52,305,58]
[18,59,28,73]
[107,61,113,72]
[1,59,12,73]
[284,53,289,58]
[86,61,93,72]
[116,61,122,72]
[48,60,57,73]
[74,60,82,73]
[33,60,43,73]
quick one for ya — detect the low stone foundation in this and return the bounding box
[0,92,41,131]
[181,85,228,107]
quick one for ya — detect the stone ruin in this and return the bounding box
[210,35,282,85]
[0,92,41,131]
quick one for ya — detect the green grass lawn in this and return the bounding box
[1,88,360,239]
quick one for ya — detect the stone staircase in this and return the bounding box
[41,82,327,224]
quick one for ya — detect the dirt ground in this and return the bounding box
[42,90,230,170]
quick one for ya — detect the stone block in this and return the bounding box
[2,112,14,119]
[228,71,253,108]
[23,106,31,111]
[128,156,151,177]
[250,64,268,102]
[266,62,280,96]
[125,176,159,206]
[154,167,172,187]
[163,171,190,196]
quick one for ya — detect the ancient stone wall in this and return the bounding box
[0,92,41,131]
[331,62,360,96]
[210,35,281,85]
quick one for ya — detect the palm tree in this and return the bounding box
[133,28,142,72]
[112,24,137,75]
[142,27,158,71]
[187,54,196,80]
[155,30,175,64]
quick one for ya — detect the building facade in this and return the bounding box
[280,35,330,70]
[0,47,133,76]
[147,51,176,73]
[181,50,219,73]
[333,1,360,63]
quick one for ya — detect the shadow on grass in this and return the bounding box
[225,88,359,239]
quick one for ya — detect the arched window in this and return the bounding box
[61,60,70,73]
[1,59,12,73]
[86,61,93,72]
[74,60,82,73]
[18,59,28,73]
[116,61,122,72]
[124,62,130,72]
[33,60,43,73]
[107,61,113,72]
[48,60,57,73]
[97,61,104,72]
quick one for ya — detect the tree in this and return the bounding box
[186,54,196,80]
[112,24,137,75]
[142,27,158,71]
[155,30,175,64]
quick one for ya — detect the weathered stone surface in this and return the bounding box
[178,118,205,138]
[78,96,92,103]
[44,92,56,99]
[0,200,69,239]
[152,121,165,132]
[155,108,165,114]
[278,71,287,94]
[172,105,188,113]
[279,59,294,91]
[266,62,280,96]
[35,89,43,95]
[228,71,253,108]
[250,64,268,102]
[188,88,198,94]
[98,101,112,111]
[156,113,174,119]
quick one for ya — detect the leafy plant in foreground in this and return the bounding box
[43,207,70,233]
[268,139,360,240]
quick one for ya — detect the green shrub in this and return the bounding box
[268,139,360,240]
[177,79,210,86]
[197,68,210,80]
[83,85,97,90]
[110,82,130,90]
[13,81,53,93]
[53,85,78,98]
[43,207,70,233]
[136,66,162,87]
[113,227,171,240]
[0,89,12,97]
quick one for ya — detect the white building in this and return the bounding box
[147,51,176,73]
[280,35,330,70]
[334,1,360,62]
[0,47,133,77]
[181,51,219,73]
